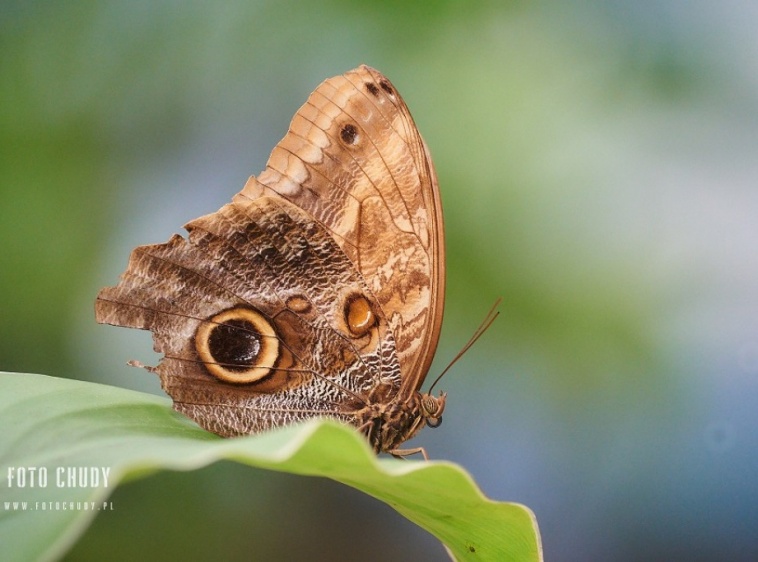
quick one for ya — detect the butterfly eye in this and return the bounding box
[195,307,279,384]
[426,417,442,429]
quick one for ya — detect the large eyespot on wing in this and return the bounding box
[235,65,445,392]
[194,306,279,384]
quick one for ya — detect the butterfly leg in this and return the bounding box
[389,447,429,461]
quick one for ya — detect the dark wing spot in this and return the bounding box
[365,82,380,97]
[379,80,394,96]
[340,123,359,145]
[208,319,260,371]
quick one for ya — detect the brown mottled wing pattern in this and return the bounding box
[96,196,401,436]
[95,65,444,445]
[238,65,445,394]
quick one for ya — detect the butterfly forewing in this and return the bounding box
[239,65,445,391]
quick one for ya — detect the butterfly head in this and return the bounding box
[420,391,447,428]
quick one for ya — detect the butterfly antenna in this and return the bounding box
[428,297,502,393]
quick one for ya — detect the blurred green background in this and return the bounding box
[2,1,757,560]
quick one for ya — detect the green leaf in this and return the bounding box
[0,372,541,561]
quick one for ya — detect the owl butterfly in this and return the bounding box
[95,65,445,458]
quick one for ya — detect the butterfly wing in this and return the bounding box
[239,65,445,394]
[96,196,401,436]
[95,66,443,441]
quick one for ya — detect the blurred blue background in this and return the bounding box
[2,1,757,560]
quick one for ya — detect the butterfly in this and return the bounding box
[95,65,446,458]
